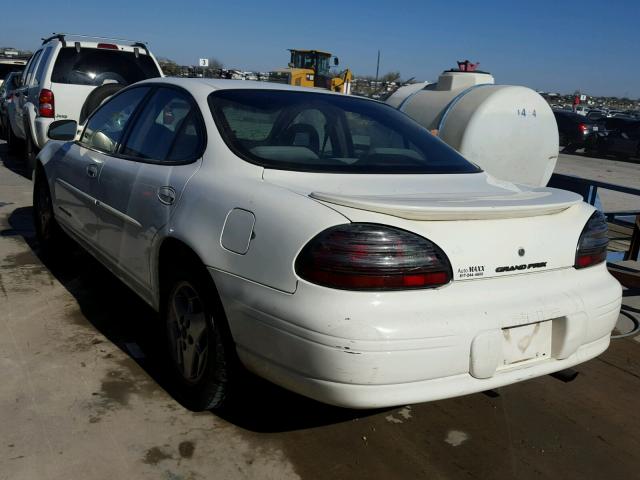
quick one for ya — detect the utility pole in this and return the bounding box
[375,50,380,84]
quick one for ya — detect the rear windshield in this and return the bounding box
[208,90,481,174]
[51,47,161,86]
[554,111,593,123]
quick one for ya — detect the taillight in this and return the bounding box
[97,43,118,50]
[579,123,588,134]
[295,223,452,290]
[575,211,608,269]
[39,89,54,118]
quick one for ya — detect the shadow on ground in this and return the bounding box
[4,205,381,433]
[0,142,30,180]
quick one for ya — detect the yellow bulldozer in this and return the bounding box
[281,49,353,94]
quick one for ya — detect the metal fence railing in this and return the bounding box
[549,173,640,288]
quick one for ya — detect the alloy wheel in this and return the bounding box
[167,281,211,384]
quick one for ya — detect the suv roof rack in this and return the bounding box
[41,33,148,50]
[41,34,67,47]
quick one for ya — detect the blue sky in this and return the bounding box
[2,0,639,97]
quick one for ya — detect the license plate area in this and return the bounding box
[501,321,552,367]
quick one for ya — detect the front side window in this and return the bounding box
[120,87,203,162]
[209,89,481,174]
[52,47,161,86]
[80,87,150,154]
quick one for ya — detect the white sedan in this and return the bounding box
[34,78,622,410]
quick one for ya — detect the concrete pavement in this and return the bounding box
[1,143,639,479]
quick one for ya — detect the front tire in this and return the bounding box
[33,166,67,258]
[163,264,237,411]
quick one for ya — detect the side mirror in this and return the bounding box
[48,120,78,141]
[334,57,339,66]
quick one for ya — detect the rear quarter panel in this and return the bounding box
[163,164,349,294]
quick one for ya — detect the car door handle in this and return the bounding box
[86,164,98,178]
[157,186,176,205]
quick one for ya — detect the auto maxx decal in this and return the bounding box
[457,265,485,279]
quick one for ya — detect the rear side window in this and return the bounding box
[121,87,203,162]
[51,47,161,86]
[33,48,53,86]
[209,89,481,174]
[80,87,150,154]
[23,50,41,87]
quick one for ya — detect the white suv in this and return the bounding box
[6,34,163,175]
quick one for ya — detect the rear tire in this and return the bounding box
[163,262,237,411]
[6,122,22,154]
[25,128,39,180]
[558,133,567,147]
[33,165,68,259]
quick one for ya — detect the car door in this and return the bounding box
[53,86,151,244]
[13,50,40,138]
[93,86,205,295]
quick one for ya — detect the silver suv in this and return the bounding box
[6,34,163,175]
[0,49,29,87]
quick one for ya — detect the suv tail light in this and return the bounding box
[295,223,452,290]
[38,89,54,118]
[579,123,588,134]
[575,211,608,269]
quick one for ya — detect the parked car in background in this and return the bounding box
[553,110,600,152]
[593,118,640,160]
[586,110,607,122]
[5,33,163,175]
[574,105,588,116]
[0,71,22,140]
[0,53,27,88]
[33,79,621,411]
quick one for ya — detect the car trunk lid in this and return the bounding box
[263,169,588,280]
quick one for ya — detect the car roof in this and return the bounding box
[553,110,578,116]
[135,77,350,98]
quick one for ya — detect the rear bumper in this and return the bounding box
[211,264,621,408]
[237,334,610,408]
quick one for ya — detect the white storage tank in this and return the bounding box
[387,68,558,187]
